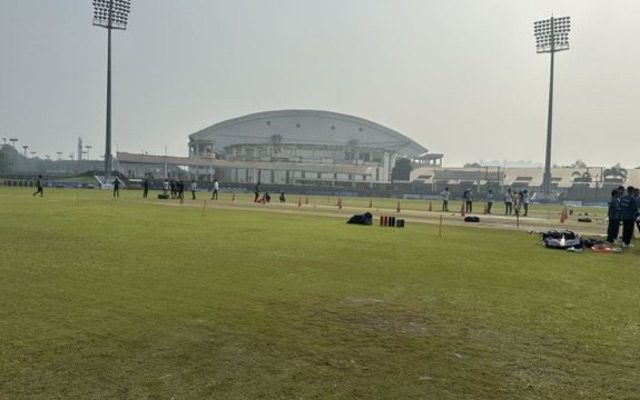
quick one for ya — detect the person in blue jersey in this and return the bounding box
[485,189,493,214]
[619,186,638,248]
[606,188,622,244]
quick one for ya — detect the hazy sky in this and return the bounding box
[1,0,639,167]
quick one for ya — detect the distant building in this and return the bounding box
[185,109,442,187]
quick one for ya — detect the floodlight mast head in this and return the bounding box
[93,0,131,30]
[534,16,570,53]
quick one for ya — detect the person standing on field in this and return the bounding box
[163,179,169,196]
[440,187,450,211]
[254,182,261,202]
[606,188,622,244]
[142,178,149,198]
[522,190,530,217]
[634,188,640,237]
[513,191,522,216]
[504,188,513,215]
[485,189,493,214]
[170,180,176,199]
[190,179,197,200]
[177,180,185,203]
[619,186,638,248]
[211,179,219,200]
[32,175,44,197]
[112,177,120,198]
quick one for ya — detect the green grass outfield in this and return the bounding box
[0,188,638,399]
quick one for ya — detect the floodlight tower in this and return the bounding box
[534,16,570,197]
[22,145,29,157]
[93,0,131,183]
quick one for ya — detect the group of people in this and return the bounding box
[162,179,187,200]
[607,186,640,248]
[252,182,287,204]
[441,187,530,216]
[160,178,219,201]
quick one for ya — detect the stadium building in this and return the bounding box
[185,109,442,187]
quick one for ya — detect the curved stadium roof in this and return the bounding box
[189,110,428,158]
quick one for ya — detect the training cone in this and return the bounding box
[460,203,466,217]
[396,201,401,213]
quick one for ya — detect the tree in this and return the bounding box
[463,162,482,168]
[571,170,592,183]
[603,163,627,183]
[391,158,412,182]
[570,159,588,168]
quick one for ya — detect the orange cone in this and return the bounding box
[396,201,401,213]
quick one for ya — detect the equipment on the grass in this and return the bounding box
[378,215,404,228]
[346,212,373,226]
[157,193,169,200]
[543,236,583,250]
[464,216,480,223]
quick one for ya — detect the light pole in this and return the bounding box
[22,145,29,157]
[93,0,131,183]
[9,138,18,148]
[534,16,570,197]
[30,151,37,158]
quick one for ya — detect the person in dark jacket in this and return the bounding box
[619,186,638,248]
[634,188,640,236]
[32,175,44,197]
[254,182,261,202]
[606,188,622,244]
[142,178,149,198]
[112,178,120,198]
